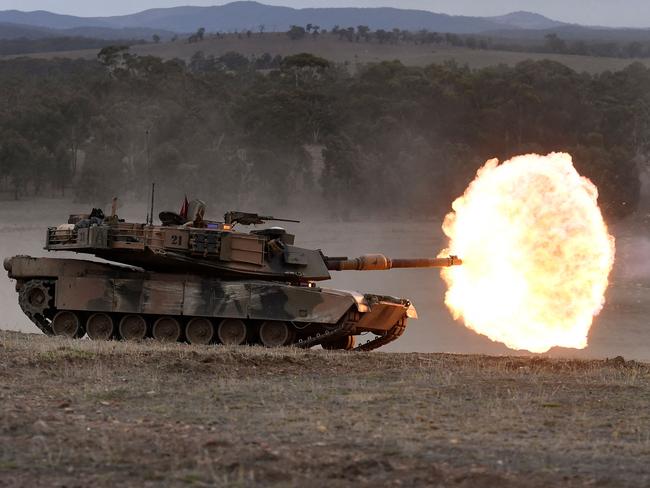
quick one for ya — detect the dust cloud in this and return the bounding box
[1,197,649,360]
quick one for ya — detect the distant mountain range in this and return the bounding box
[0,22,175,40]
[489,11,565,30]
[0,1,647,41]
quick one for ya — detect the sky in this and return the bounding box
[1,0,649,28]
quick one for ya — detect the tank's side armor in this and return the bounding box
[5,256,416,350]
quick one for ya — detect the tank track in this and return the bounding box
[295,313,407,352]
[16,279,407,350]
[354,318,407,352]
[295,315,358,350]
[24,315,54,336]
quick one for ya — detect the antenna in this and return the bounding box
[144,128,153,224]
[146,129,151,175]
[149,182,155,226]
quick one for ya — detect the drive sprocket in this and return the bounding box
[18,280,55,335]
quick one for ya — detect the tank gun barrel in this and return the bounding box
[325,254,462,271]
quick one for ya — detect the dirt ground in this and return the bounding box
[1,331,649,487]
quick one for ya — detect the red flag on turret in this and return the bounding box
[179,195,189,220]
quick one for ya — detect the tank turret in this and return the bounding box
[41,209,461,283]
[6,202,462,352]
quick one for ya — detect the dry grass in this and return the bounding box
[1,330,649,487]
[3,33,648,74]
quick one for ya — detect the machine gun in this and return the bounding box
[224,211,300,226]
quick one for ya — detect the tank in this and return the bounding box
[4,205,461,351]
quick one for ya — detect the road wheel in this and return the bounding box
[152,317,182,342]
[259,321,293,348]
[119,314,147,341]
[51,311,83,338]
[322,335,356,351]
[217,319,247,345]
[86,313,114,341]
[186,318,214,345]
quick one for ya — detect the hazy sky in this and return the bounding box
[1,1,650,28]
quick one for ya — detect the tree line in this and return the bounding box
[284,24,650,60]
[0,36,149,56]
[0,48,647,221]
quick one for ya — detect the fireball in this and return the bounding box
[439,153,615,353]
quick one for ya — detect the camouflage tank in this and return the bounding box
[4,203,461,351]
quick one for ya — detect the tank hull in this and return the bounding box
[5,256,416,351]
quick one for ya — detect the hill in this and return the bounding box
[9,33,648,75]
[0,22,52,39]
[1,330,648,487]
[0,9,106,30]
[2,2,650,45]
[488,11,566,30]
[489,24,650,42]
[0,2,557,34]
[0,21,175,41]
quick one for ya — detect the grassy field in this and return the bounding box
[3,33,649,73]
[1,331,649,487]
